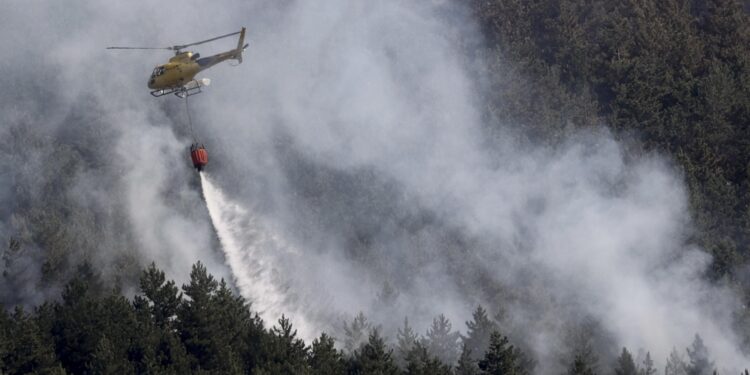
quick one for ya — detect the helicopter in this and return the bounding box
[107,27,248,98]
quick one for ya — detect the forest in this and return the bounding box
[2,0,750,373]
[0,262,723,374]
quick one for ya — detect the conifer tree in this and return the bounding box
[456,343,481,375]
[2,307,62,374]
[478,331,527,375]
[424,314,461,365]
[665,348,688,375]
[639,351,656,375]
[462,305,497,362]
[176,263,248,372]
[344,312,372,353]
[96,294,142,367]
[89,335,133,374]
[177,261,220,371]
[0,308,8,370]
[212,279,253,372]
[404,342,453,375]
[257,315,310,374]
[131,276,190,374]
[310,332,346,375]
[139,262,181,328]
[568,354,596,375]
[239,310,267,372]
[562,319,599,375]
[396,317,419,367]
[350,330,399,375]
[614,347,637,375]
[685,334,715,375]
[51,263,113,374]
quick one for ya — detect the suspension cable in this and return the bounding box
[184,91,197,143]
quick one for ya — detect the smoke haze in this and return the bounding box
[1,0,747,371]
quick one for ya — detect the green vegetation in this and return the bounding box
[469,0,750,281]
[2,0,750,373]
[0,262,742,374]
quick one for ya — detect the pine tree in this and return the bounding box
[139,262,181,328]
[240,312,267,372]
[95,294,142,371]
[424,314,461,365]
[176,263,249,372]
[685,334,715,375]
[177,261,221,371]
[396,317,419,367]
[350,330,399,375]
[462,305,497,362]
[639,351,656,375]
[614,347,637,375]
[0,307,8,370]
[310,332,346,374]
[256,315,310,374]
[478,331,527,375]
[562,320,599,375]
[344,312,372,353]
[665,348,688,375]
[59,262,106,305]
[131,288,190,374]
[211,278,254,373]
[456,343,481,375]
[51,263,113,373]
[89,335,133,374]
[568,354,596,375]
[404,342,453,375]
[2,307,62,374]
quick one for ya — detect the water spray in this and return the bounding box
[199,173,316,340]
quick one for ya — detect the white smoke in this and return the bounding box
[0,0,747,372]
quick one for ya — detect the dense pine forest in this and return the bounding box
[470,0,750,280]
[3,0,750,373]
[0,262,725,374]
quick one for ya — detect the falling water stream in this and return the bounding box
[200,173,315,339]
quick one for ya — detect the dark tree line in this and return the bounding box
[2,0,750,373]
[0,262,526,374]
[0,262,742,374]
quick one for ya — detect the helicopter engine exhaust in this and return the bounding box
[174,78,211,98]
[185,78,211,90]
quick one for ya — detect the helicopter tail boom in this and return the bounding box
[194,27,247,70]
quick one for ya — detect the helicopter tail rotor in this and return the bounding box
[234,27,247,64]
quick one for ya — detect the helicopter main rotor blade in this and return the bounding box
[106,46,172,50]
[170,30,241,51]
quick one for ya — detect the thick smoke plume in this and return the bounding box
[1,0,747,371]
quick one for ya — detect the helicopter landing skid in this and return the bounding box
[174,82,202,99]
[150,81,203,98]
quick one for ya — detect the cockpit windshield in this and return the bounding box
[152,66,165,77]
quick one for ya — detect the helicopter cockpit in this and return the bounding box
[152,66,165,77]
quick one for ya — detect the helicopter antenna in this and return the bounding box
[106,29,242,54]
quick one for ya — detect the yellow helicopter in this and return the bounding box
[107,27,248,97]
